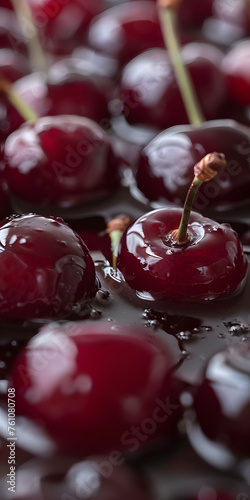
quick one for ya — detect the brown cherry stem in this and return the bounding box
[157,0,204,126]
[106,214,131,269]
[0,78,38,121]
[171,152,227,245]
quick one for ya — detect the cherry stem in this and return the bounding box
[11,0,47,73]
[158,5,204,126]
[106,215,131,269]
[171,152,227,245]
[0,79,38,121]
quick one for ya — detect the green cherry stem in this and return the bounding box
[171,152,227,244]
[106,215,131,269]
[157,0,204,126]
[0,79,38,121]
[11,0,48,73]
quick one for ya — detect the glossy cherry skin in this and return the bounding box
[26,0,101,55]
[194,340,250,457]
[14,58,111,124]
[136,120,250,212]
[10,321,177,455]
[0,214,97,323]
[4,115,119,207]
[88,1,165,69]
[119,45,227,130]
[117,208,248,302]
[222,40,250,106]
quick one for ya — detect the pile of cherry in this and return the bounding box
[0,0,250,499]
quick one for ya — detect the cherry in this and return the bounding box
[14,57,111,124]
[10,321,178,455]
[202,1,250,47]
[4,115,119,208]
[117,207,248,302]
[0,214,97,323]
[87,1,165,69]
[212,0,250,33]
[136,120,250,212]
[222,40,250,107]
[194,340,250,457]
[118,44,227,130]
[26,0,101,55]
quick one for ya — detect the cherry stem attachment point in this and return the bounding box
[171,152,227,245]
[0,79,38,122]
[11,0,47,73]
[157,3,204,126]
[106,214,131,269]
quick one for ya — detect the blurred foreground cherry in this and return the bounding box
[10,321,179,455]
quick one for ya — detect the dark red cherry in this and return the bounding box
[4,115,119,208]
[14,57,111,124]
[222,40,250,106]
[136,120,250,212]
[213,0,250,32]
[0,214,97,323]
[202,1,250,47]
[26,0,101,55]
[117,207,248,302]
[194,340,250,457]
[119,44,227,130]
[10,321,177,455]
[88,1,165,69]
